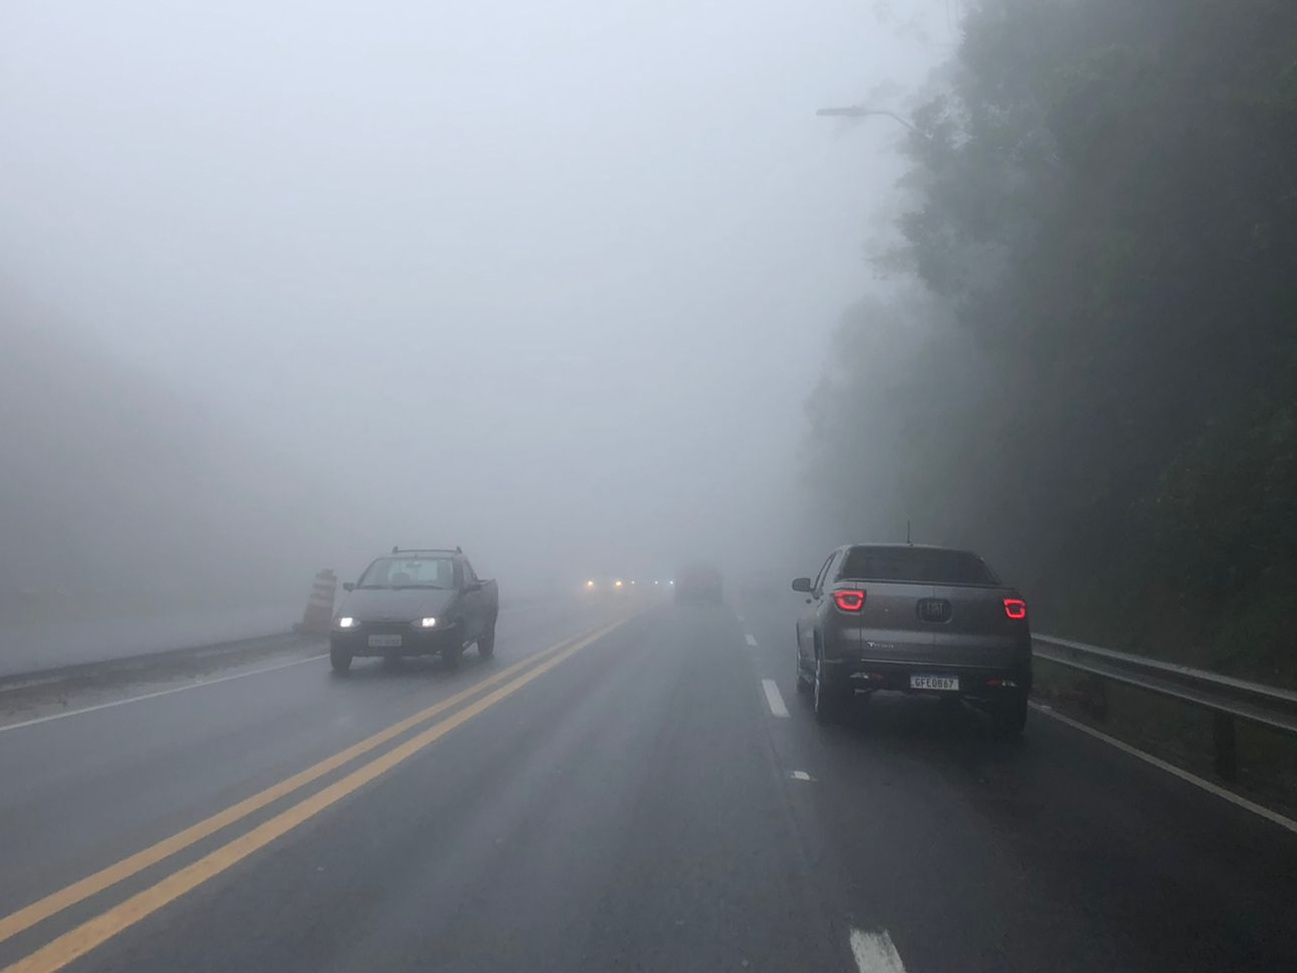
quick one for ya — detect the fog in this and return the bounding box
[2,1,952,640]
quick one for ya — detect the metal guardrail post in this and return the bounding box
[1213,712,1238,782]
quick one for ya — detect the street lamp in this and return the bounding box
[816,105,918,132]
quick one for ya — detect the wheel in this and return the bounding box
[330,647,352,674]
[442,642,463,671]
[992,690,1028,738]
[795,657,813,694]
[477,624,496,658]
[813,660,843,724]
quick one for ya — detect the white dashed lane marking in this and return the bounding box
[745,634,758,647]
[850,928,908,973]
[761,679,789,718]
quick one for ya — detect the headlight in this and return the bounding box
[586,580,595,589]
[337,617,356,629]
[614,580,624,588]
[419,617,437,628]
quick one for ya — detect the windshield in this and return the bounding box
[358,557,456,589]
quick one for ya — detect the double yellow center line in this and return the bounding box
[0,616,629,973]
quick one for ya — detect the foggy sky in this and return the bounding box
[2,1,953,595]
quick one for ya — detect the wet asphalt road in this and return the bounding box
[1,594,1294,973]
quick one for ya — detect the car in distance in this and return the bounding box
[674,561,723,605]
[582,576,629,595]
[792,544,1031,734]
[330,548,499,673]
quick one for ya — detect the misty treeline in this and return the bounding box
[807,0,1297,682]
[0,302,349,620]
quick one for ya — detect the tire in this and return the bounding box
[330,647,352,674]
[992,691,1028,738]
[795,657,813,695]
[813,659,843,724]
[442,642,463,671]
[478,624,496,658]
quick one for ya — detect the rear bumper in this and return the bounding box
[330,625,462,658]
[818,657,1032,697]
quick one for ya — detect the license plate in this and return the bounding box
[368,634,402,648]
[911,673,959,691]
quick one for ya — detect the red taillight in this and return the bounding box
[832,590,866,612]
[1003,598,1027,620]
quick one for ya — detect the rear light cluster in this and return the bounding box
[832,590,866,612]
[1003,598,1027,620]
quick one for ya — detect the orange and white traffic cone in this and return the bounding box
[296,569,337,634]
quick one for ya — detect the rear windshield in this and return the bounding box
[839,548,999,586]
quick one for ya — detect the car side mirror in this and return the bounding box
[791,577,813,593]
[464,580,482,592]
[342,582,355,593]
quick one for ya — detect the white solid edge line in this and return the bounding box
[1029,702,1297,836]
[745,634,758,647]
[849,928,908,973]
[762,678,790,718]
[0,654,329,734]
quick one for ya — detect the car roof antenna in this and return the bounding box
[906,519,912,545]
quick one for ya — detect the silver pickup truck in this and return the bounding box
[793,544,1031,735]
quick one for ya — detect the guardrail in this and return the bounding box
[1033,635,1297,782]
[0,631,314,694]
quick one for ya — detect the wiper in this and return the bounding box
[357,583,444,590]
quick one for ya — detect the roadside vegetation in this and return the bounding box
[807,0,1297,686]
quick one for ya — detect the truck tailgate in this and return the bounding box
[928,584,1028,668]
